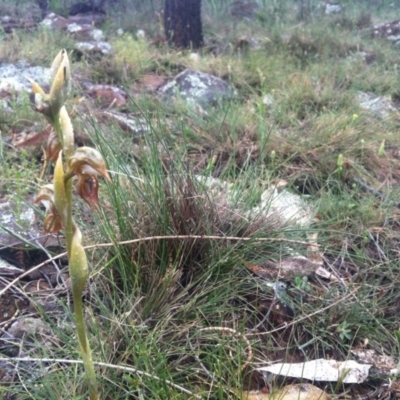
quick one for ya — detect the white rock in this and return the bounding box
[259,186,314,227]
[188,52,200,62]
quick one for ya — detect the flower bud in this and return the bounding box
[69,227,88,293]
[35,184,63,233]
[59,106,74,157]
[337,153,344,169]
[378,140,385,157]
[29,78,46,97]
[54,152,68,224]
[49,49,71,115]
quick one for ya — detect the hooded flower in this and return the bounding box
[35,184,63,233]
[68,147,111,182]
[68,147,111,208]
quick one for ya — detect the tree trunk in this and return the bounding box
[164,0,203,50]
[297,0,312,22]
[35,0,49,18]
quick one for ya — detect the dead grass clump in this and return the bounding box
[329,12,371,31]
[163,175,217,285]
[284,33,319,62]
[197,132,260,177]
[117,168,283,294]
[284,29,361,65]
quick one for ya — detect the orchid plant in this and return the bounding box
[31,50,110,400]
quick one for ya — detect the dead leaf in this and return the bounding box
[12,125,53,148]
[85,84,127,108]
[235,384,329,399]
[257,359,371,384]
[237,389,269,400]
[270,384,330,400]
[245,256,318,281]
[315,266,338,281]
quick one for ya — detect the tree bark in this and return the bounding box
[164,0,203,50]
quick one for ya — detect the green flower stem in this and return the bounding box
[72,274,98,400]
[67,215,98,400]
[53,112,63,145]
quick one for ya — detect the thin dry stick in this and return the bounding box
[246,287,360,337]
[0,234,310,297]
[0,357,202,399]
[85,235,311,250]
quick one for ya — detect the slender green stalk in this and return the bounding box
[71,259,98,399]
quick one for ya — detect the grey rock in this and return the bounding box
[75,40,112,55]
[325,2,343,15]
[0,61,49,93]
[2,317,55,359]
[257,186,314,227]
[41,12,109,53]
[347,51,375,65]
[0,199,60,267]
[196,176,315,227]
[371,20,400,43]
[102,111,151,137]
[159,69,236,108]
[67,23,104,41]
[7,317,52,340]
[357,91,398,119]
